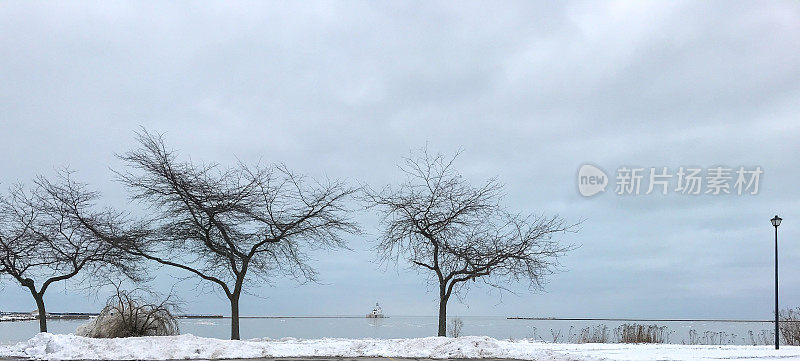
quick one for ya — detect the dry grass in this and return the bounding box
[684,329,740,345]
[532,323,789,346]
[570,325,609,343]
[613,324,669,343]
[76,286,179,338]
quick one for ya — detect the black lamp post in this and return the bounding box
[771,215,782,350]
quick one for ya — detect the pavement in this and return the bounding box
[254,359,521,361]
[1,359,524,361]
[241,359,520,361]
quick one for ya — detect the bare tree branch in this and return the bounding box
[364,148,577,336]
[77,129,359,340]
[0,172,138,332]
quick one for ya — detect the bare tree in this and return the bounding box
[364,149,576,336]
[0,173,137,332]
[83,130,359,340]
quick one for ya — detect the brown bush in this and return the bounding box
[614,323,668,343]
[77,286,179,338]
[780,307,800,346]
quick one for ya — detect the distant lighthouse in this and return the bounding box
[366,302,385,318]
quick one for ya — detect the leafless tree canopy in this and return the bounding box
[0,173,137,332]
[364,149,576,336]
[97,130,359,339]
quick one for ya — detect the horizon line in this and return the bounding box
[2,312,783,322]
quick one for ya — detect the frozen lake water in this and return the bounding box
[0,316,777,345]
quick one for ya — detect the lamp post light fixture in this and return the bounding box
[771,215,782,350]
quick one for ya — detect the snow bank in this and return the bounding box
[2,333,800,360]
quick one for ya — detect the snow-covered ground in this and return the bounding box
[2,333,800,360]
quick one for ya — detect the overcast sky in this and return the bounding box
[1,1,799,321]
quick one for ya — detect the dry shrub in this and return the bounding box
[77,286,179,338]
[571,325,609,343]
[780,307,800,346]
[684,329,739,345]
[614,323,668,343]
[448,318,464,337]
[748,330,774,346]
[550,328,565,343]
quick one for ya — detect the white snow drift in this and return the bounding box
[2,333,800,361]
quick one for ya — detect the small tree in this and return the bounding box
[0,174,136,332]
[448,317,464,337]
[84,130,359,340]
[365,149,575,336]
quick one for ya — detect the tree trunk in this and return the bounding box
[33,293,47,333]
[230,294,241,340]
[437,292,448,337]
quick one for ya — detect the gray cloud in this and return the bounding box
[1,0,799,322]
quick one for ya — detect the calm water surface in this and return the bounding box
[0,316,776,345]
